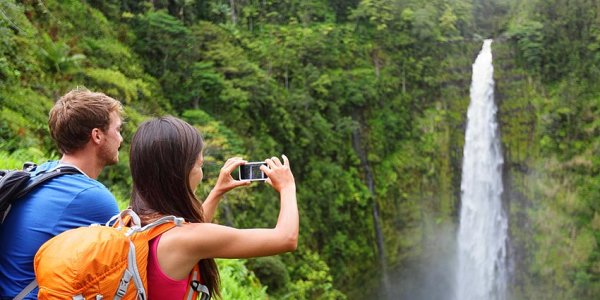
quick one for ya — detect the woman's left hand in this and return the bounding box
[212,157,251,196]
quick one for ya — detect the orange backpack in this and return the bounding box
[33,209,210,300]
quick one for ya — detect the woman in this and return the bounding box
[129,116,298,299]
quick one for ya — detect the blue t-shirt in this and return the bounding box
[0,161,119,299]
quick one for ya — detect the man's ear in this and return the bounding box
[91,128,103,145]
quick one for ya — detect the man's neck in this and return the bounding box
[59,154,103,179]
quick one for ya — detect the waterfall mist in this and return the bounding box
[386,223,458,300]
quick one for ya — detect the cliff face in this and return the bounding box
[493,40,539,298]
[382,40,480,299]
[486,40,598,299]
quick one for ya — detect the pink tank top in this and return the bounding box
[147,235,188,299]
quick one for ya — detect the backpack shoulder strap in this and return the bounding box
[13,279,38,300]
[139,218,181,241]
[185,264,211,300]
[0,170,31,214]
[1,165,81,224]
[114,211,186,241]
[14,166,82,199]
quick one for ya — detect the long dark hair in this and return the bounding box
[129,116,220,297]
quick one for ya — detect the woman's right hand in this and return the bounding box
[261,155,295,193]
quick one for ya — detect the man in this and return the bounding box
[0,88,122,299]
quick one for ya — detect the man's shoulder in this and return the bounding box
[56,172,108,188]
[29,163,116,203]
[32,161,94,184]
[44,173,119,225]
[33,160,59,174]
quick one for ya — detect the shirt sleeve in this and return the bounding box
[53,185,120,233]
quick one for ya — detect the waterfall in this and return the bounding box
[455,39,508,300]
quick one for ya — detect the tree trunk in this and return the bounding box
[229,0,237,25]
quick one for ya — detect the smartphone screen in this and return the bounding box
[239,162,267,181]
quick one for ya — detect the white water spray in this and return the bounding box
[455,39,508,300]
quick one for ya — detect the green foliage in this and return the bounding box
[182,109,246,184]
[37,33,85,75]
[507,21,544,73]
[217,259,268,299]
[350,0,395,31]
[0,1,45,89]
[0,88,54,152]
[509,0,600,82]
[3,0,600,298]
[439,5,460,41]
[471,0,511,36]
[282,250,347,299]
[0,148,54,170]
[247,256,290,295]
[521,171,599,299]
[500,3,600,294]
[297,160,373,287]
[132,10,191,79]
[80,37,141,76]
[411,5,442,42]
[42,0,114,38]
[83,68,151,103]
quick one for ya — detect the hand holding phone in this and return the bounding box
[211,157,252,195]
[238,162,268,181]
[262,155,295,193]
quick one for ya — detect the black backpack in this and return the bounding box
[0,163,81,224]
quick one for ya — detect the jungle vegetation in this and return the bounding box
[1,0,598,299]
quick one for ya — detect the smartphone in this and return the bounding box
[238,162,267,181]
